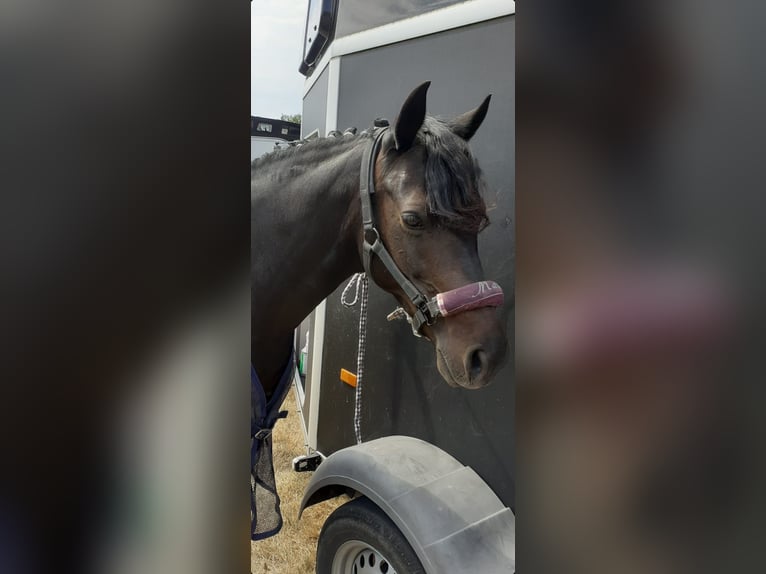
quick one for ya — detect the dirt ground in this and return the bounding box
[251,391,345,574]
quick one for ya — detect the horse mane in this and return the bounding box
[251,129,372,173]
[252,117,488,233]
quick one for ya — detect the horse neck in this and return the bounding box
[252,140,365,390]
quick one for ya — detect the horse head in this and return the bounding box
[363,82,508,389]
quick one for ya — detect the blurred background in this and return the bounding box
[517,1,765,572]
[1,1,250,573]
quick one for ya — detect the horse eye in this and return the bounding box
[402,212,424,229]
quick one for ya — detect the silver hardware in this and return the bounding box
[386,307,408,322]
[253,428,272,441]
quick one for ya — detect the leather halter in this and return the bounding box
[359,124,504,337]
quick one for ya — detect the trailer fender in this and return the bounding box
[299,435,515,573]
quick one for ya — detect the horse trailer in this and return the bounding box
[292,1,514,572]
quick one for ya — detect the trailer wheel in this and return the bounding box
[316,497,425,574]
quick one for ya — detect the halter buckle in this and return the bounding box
[253,428,272,441]
[413,296,436,325]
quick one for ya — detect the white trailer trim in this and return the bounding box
[303,0,515,97]
[304,55,341,451]
[292,371,311,452]
[306,300,326,450]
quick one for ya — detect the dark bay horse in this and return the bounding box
[251,82,509,399]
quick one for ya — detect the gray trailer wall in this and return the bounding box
[314,15,514,506]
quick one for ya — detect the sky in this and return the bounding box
[251,0,309,118]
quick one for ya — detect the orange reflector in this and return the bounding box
[340,368,357,387]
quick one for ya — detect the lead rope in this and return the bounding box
[341,272,368,445]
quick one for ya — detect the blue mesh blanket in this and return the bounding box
[251,350,294,541]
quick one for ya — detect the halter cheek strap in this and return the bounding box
[359,124,504,337]
[359,126,386,275]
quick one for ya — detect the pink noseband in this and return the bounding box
[387,280,504,336]
[435,281,505,316]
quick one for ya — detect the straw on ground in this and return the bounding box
[251,391,345,573]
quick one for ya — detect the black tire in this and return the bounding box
[316,496,426,574]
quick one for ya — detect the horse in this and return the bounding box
[251,82,508,400]
[249,82,509,539]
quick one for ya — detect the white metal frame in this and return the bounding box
[291,369,311,452]
[300,56,341,452]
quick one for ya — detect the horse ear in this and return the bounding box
[393,81,430,151]
[448,94,492,141]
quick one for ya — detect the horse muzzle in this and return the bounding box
[435,304,509,389]
[387,280,508,389]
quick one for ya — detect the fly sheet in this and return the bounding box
[251,351,294,540]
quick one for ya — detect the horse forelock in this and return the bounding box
[416,117,489,233]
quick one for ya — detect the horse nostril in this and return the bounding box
[467,347,488,382]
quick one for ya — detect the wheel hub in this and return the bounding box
[332,540,396,574]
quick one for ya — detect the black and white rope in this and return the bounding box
[341,272,368,445]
